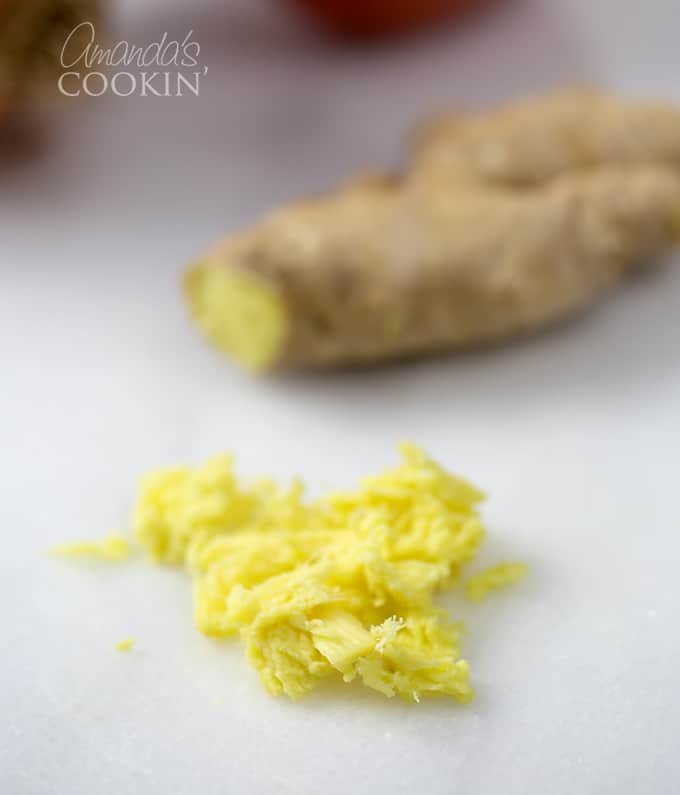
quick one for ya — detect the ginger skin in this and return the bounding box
[186,90,680,371]
[410,89,680,187]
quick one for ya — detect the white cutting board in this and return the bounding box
[2,0,680,792]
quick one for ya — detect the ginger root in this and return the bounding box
[185,90,680,371]
[411,89,680,187]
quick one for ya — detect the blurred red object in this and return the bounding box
[287,0,482,38]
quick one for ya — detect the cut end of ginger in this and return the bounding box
[50,533,129,562]
[184,262,288,372]
[129,443,525,703]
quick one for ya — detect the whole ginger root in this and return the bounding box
[185,90,680,372]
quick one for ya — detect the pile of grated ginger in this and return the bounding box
[53,444,525,702]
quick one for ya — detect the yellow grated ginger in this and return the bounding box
[127,443,525,703]
[50,533,129,562]
[114,638,135,652]
[464,563,528,602]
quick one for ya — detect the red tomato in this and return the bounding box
[286,0,484,38]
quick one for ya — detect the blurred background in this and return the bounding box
[2,2,680,794]
[2,0,679,255]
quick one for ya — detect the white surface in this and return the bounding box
[2,1,680,793]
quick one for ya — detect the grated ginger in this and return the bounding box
[129,444,525,702]
[50,533,129,562]
[114,638,135,652]
[465,563,528,602]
